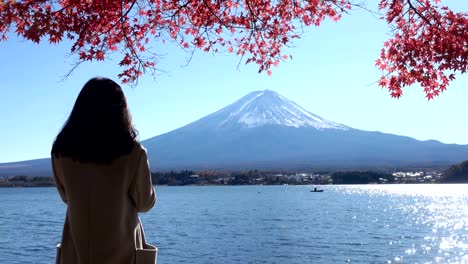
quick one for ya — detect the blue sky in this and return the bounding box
[1,2,467,163]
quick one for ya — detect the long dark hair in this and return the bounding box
[52,77,138,164]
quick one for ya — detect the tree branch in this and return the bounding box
[406,0,432,25]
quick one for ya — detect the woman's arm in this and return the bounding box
[51,158,67,203]
[129,147,156,212]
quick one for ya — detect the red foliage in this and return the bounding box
[0,0,466,99]
[377,0,468,99]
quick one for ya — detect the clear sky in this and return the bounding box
[1,2,467,163]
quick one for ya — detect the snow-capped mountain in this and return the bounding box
[2,89,468,175]
[176,90,349,133]
[213,90,348,130]
[139,90,468,170]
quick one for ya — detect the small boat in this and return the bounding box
[310,188,323,192]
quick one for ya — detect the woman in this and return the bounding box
[51,77,156,264]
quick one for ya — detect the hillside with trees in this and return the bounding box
[438,161,468,183]
[331,171,395,185]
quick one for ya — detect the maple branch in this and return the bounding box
[236,48,247,70]
[350,2,381,18]
[326,0,350,15]
[166,1,191,38]
[119,0,146,83]
[202,26,216,54]
[52,2,74,15]
[406,0,431,25]
[181,45,197,68]
[62,60,84,81]
[104,0,138,35]
[201,0,226,28]
[199,0,254,31]
[246,0,260,32]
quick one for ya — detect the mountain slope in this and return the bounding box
[1,89,468,175]
[142,90,468,170]
[206,90,349,130]
[144,124,468,170]
[0,158,51,177]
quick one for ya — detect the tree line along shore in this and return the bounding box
[3,163,466,188]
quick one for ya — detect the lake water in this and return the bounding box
[1,185,468,263]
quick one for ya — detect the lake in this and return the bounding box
[1,185,468,263]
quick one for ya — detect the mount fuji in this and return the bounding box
[1,89,468,175]
[200,89,348,130]
[142,90,468,170]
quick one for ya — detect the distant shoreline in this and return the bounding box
[0,176,55,188]
[1,167,464,188]
[0,182,450,188]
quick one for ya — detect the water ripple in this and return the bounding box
[2,185,468,263]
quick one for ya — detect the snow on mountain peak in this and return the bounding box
[216,90,349,130]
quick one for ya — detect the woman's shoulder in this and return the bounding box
[133,142,147,153]
[51,142,148,164]
[130,142,149,158]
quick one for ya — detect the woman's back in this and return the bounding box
[54,143,155,264]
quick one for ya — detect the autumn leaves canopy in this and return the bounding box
[0,0,467,99]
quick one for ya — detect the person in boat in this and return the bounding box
[51,77,156,264]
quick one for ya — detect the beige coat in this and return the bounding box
[52,143,156,264]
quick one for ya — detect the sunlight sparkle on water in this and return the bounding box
[333,184,468,263]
